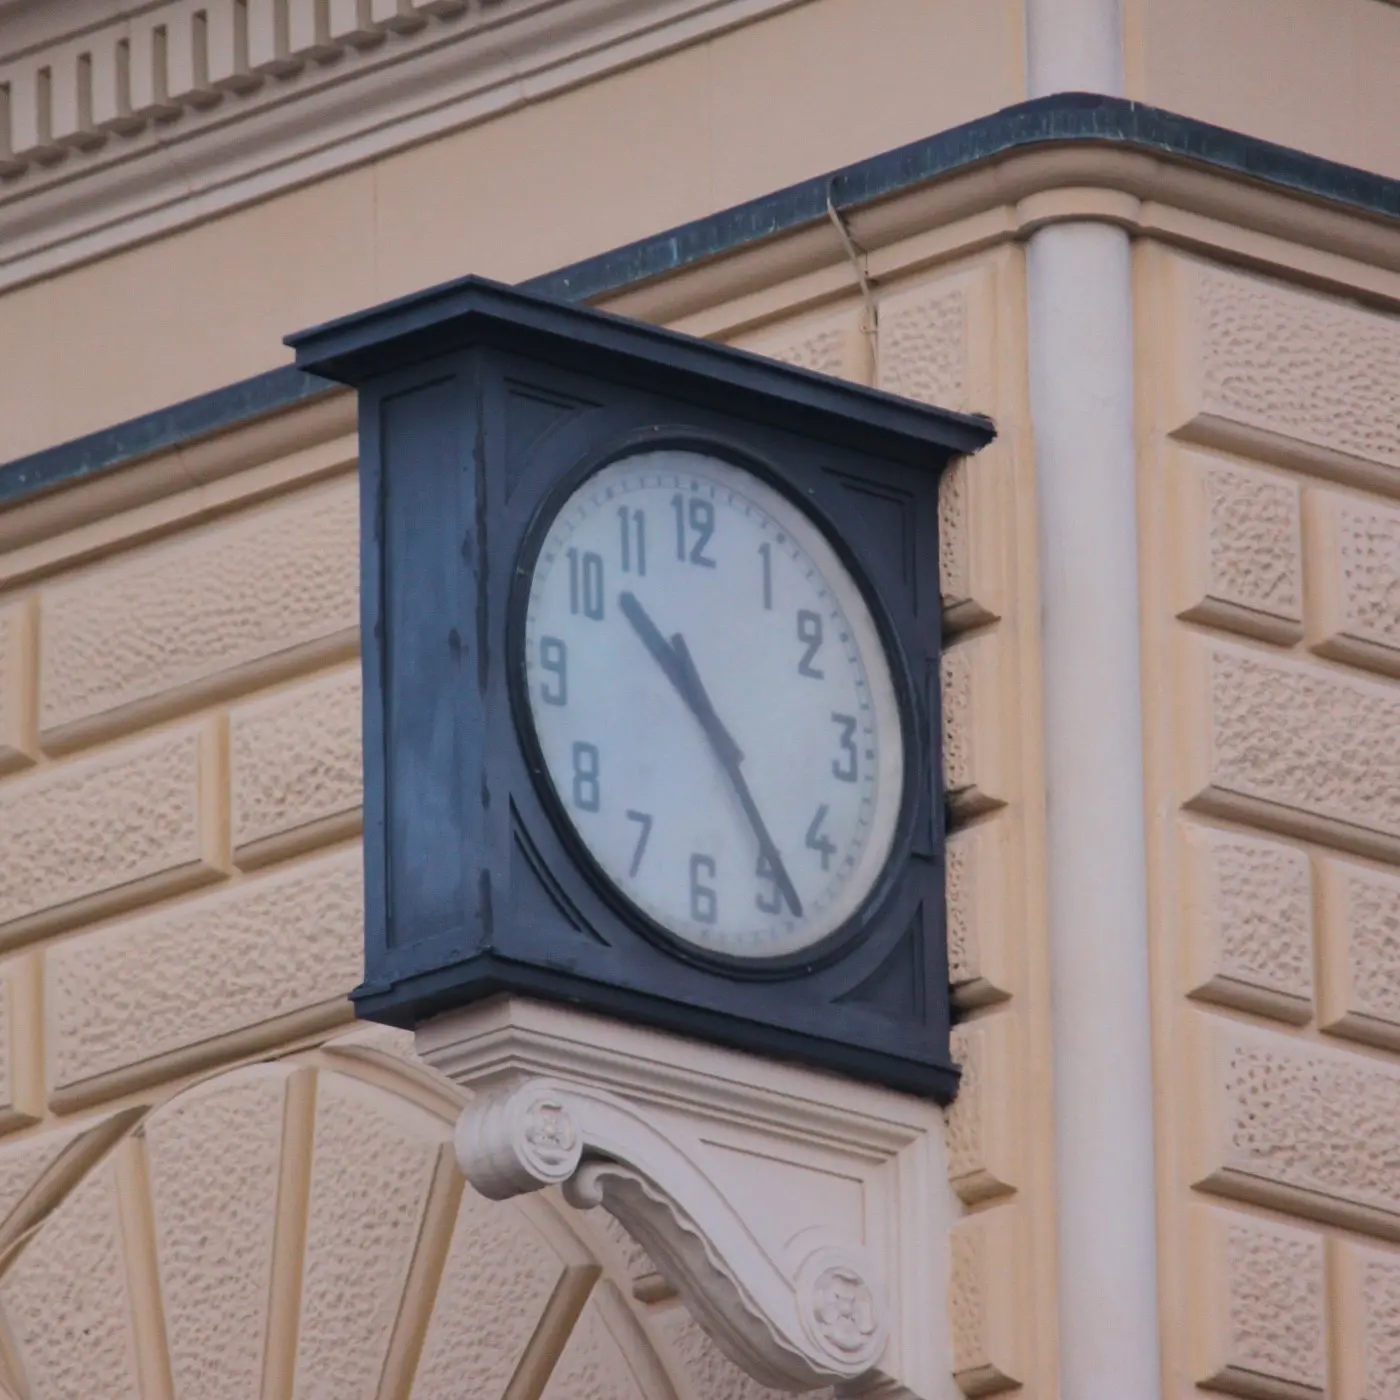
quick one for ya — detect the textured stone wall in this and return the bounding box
[1142,248,1400,1400]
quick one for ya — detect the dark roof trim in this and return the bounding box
[4,92,1398,509]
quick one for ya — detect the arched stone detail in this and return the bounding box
[0,1032,784,1400]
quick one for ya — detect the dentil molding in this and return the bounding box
[0,0,803,292]
[416,996,958,1398]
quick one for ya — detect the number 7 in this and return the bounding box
[625,809,653,877]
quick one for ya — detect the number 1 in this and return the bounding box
[759,542,773,610]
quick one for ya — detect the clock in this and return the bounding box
[287,274,994,1100]
[520,447,904,965]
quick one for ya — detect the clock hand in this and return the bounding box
[670,634,803,920]
[619,591,802,919]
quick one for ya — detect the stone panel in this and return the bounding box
[292,1072,447,1400]
[231,664,363,869]
[540,1286,665,1400]
[144,1066,290,1400]
[0,955,42,1131]
[1305,488,1400,678]
[1318,857,1400,1053]
[48,848,362,1108]
[946,816,1015,1007]
[1189,1206,1326,1400]
[878,274,984,415]
[1173,452,1303,644]
[0,722,225,948]
[1333,1242,1400,1400]
[0,600,36,776]
[1179,637,1400,862]
[0,1110,140,1256]
[649,1305,819,1400]
[942,631,1007,823]
[950,1205,1022,1397]
[938,452,1008,634]
[1191,1014,1400,1239]
[410,1189,573,1400]
[735,304,869,384]
[946,1012,1018,1204]
[39,476,358,751]
[1170,258,1400,487]
[0,1156,142,1400]
[1180,822,1314,1024]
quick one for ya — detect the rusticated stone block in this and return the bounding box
[1305,489,1400,679]
[413,1188,588,1400]
[650,1304,816,1400]
[39,475,358,752]
[878,269,993,416]
[1173,452,1303,645]
[946,1012,1018,1204]
[0,1151,143,1400]
[1169,256,1400,487]
[1318,857,1400,1053]
[144,1065,293,1400]
[946,816,1015,1007]
[1189,1205,1326,1400]
[0,956,43,1133]
[736,304,870,385]
[938,452,1008,633]
[1191,1013,1400,1239]
[231,664,363,869]
[293,1072,448,1400]
[1180,822,1314,1024]
[942,631,1007,823]
[1179,637,1400,862]
[0,721,226,948]
[0,599,36,776]
[1333,1241,1400,1400]
[540,1284,659,1400]
[951,1205,1022,1397]
[48,848,362,1108]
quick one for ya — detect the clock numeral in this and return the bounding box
[831,712,858,781]
[539,636,567,706]
[689,853,718,924]
[567,548,605,620]
[796,609,825,679]
[805,804,836,872]
[671,493,717,568]
[755,850,783,915]
[571,741,601,812]
[758,542,773,610]
[618,507,647,576]
[625,809,653,877]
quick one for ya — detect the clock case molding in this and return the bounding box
[289,275,994,1102]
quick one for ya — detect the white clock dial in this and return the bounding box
[521,448,905,960]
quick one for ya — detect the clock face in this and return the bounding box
[520,448,905,963]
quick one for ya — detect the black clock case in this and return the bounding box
[288,276,994,1102]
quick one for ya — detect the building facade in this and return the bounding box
[0,2,1398,1398]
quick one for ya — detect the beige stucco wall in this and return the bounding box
[1125,0,1400,179]
[1136,244,1400,1400]
[0,0,1025,465]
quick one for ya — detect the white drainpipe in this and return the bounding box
[1023,5,1165,1400]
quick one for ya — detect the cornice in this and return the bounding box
[0,0,806,291]
[3,95,1400,519]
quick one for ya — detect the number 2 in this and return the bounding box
[796,610,824,678]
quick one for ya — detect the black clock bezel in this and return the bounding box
[506,425,926,981]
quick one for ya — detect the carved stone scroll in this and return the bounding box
[418,996,956,1399]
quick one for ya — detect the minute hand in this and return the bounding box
[667,635,804,921]
[618,592,802,919]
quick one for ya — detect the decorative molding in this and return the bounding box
[0,0,806,292]
[418,995,955,1398]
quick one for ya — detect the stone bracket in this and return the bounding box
[417,996,955,1398]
